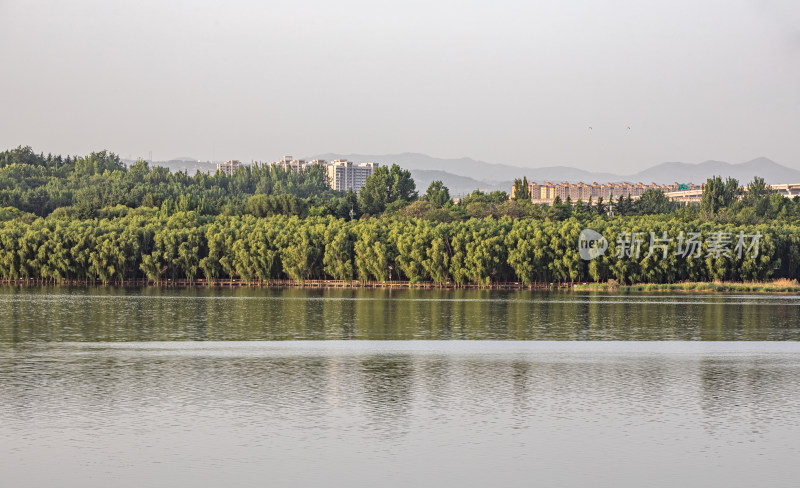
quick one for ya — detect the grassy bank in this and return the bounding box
[573,278,800,293]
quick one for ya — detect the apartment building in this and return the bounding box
[216,160,241,176]
[326,160,378,194]
[270,156,326,173]
[221,156,381,194]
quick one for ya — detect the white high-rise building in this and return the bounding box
[270,156,325,173]
[216,160,241,176]
[326,160,378,194]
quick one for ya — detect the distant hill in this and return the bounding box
[125,152,800,195]
[310,152,540,183]
[629,158,800,185]
[312,153,800,192]
[310,152,620,195]
[410,170,509,196]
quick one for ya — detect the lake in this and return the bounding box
[1,286,799,341]
[1,287,799,487]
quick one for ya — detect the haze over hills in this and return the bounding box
[312,153,800,194]
[122,157,218,175]
[139,152,800,196]
[407,170,507,196]
[311,152,624,183]
[630,158,800,186]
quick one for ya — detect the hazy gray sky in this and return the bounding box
[1,0,798,173]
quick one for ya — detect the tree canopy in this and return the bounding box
[357,164,418,215]
[2,147,800,287]
[424,180,451,207]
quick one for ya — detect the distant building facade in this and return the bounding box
[216,160,241,176]
[659,183,800,204]
[512,180,703,204]
[326,160,378,194]
[269,155,326,173]
[768,183,800,198]
[218,156,381,194]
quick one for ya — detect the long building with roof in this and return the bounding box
[513,180,702,203]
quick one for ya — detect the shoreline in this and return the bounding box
[1,278,799,294]
[573,280,800,294]
[0,278,570,290]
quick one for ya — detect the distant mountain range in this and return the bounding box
[407,170,508,196]
[311,153,800,195]
[629,158,800,185]
[137,152,800,197]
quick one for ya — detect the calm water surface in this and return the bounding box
[1,287,799,487]
[1,286,799,341]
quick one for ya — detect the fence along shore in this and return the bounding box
[0,277,582,289]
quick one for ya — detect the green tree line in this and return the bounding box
[3,146,800,286]
[0,212,796,285]
[0,146,350,218]
[7,146,799,225]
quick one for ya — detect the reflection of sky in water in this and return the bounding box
[1,341,799,487]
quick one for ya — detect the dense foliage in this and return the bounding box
[2,146,800,285]
[0,146,346,219]
[0,212,796,285]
